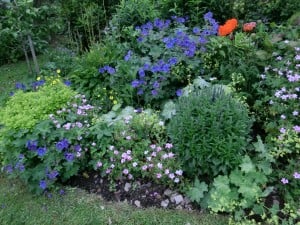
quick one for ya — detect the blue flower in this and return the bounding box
[124,50,132,61]
[56,139,69,151]
[39,180,47,190]
[137,89,144,95]
[64,152,74,162]
[106,66,116,75]
[4,164,13,173]
[15,82,26,90]
[131,80,140,88]
[64,80,71,86]
[153,81,160,89]
[168,57,178,66]
[15,162,25,172]
[74,144,81,152]
[138,69,145,78]
[26,140,38,151]
[176,89,183,97]
[151,89,158,96]
[204,11,213,21]
[47,170,59,180]
[99,67,105,73]
[37,147,47,157]
[193,27,201,34]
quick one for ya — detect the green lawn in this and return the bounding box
[0,175,228,225]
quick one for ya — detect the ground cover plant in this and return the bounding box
[0,1,300,224]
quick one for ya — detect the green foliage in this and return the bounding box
[201,32,265,106]
[167,85,253,180]
[58,0,118,51]
[111,0,161,29]
[0,81,75,131]
[0,1,62,65]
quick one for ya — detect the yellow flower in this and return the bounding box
[113,100,118,105]
[37,76,41,81]
[109,96,114,100]
[56,69,61,74]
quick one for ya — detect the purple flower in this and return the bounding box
[56,139,69,151]
[168,57,178,66]
[131,79,140,88]
[293,172,300,179]
[4,164,13,173]
[15,82,26,90]
[106,66,116,75]
[64,152,74,162]
[293,125,300,133]
[279,127,286,134]
[39,180,47,190]
[193,27,201,34]
[64,80,71,86]
[37,147,47,157]
[124,50,132,61]
[153,81,159,89]
[151,89,158,96]
[204,11,213,21]
[15,162,25,172]
[26,140,38,151]
[47,170,59,180]
[74,144,81,152]
[176,89,183,97]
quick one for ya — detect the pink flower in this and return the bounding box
[175,170,183,176]
[281,178,289,184]
[132,162,138,167]
[156,173,162,179]
[142,165,148,171]
[156,146,162,152]
[96,161,102,168]
[157,163,163,169]
[114,150,119,155]
[165,143,173,149]
[168,173,175,179]
[126,136,131,140]
[150,144,156,149]
[128,174,133,180]
[123,169,129,175]
[174,178,180,183]
[165,169,170,175]
[168,152,174,158]
[151,152,157,157]
[293,172,300,179]
[293,125,300,133]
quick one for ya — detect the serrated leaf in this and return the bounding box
[186,179,208,203]
[240,155,255,173]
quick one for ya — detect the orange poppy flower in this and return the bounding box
[218,18,238,36]
[242,22,256,32]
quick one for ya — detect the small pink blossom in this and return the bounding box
[168,152,174,158]
[175,170,183,176]
[168,173,175,179]
[132,162,138,167]
[156,173,162,179]
[128,174,133,180]
[281,178,289,184]
[157,163,163,169]
[150,144,156,149]
[147,156,152,161]
[142,165,148,171]
[106,169,111,174]
[165,169,170,175]
[293,125,300,133]
[293,172,300,179]
[123,169,129,175]
[126,136,131,140]
[96,161,102,168]
[114,150,119,155]
[174,178,180,183]
[165,143,173,149]
[151,152,157,157]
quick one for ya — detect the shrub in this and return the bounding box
[167,85,253,181]
[0,79,75,131]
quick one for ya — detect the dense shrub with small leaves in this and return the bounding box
[167,85,253,181]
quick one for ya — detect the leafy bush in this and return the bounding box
[167,85,253,180]
[0,80,75,131]
[111,0,161,29]
[1,93,98,194]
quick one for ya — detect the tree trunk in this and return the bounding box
[27,35,40,74]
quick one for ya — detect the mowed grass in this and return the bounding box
[0,175,228,225]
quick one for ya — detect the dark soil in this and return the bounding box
[66,171,197,210]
